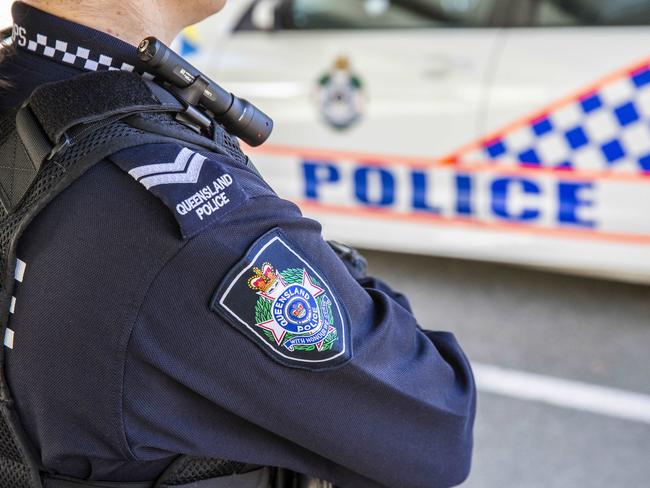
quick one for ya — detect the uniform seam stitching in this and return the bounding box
[118,193,280,461]
[117,239,188,461]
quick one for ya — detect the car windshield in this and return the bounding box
[287,0,497,29]
[537,0,650,26]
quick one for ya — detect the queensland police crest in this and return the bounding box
[213,229,351,370]
[316,56,366,131]
[249,263,338,353]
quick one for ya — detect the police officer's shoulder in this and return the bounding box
[110,138,276,241]
[113,137,356,371]
[17,67,275,243]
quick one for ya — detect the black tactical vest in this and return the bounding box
[0,70,295,488]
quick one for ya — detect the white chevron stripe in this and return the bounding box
[139,153,208,189]
[128,147,195,180]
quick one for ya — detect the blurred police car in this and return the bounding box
[182,0,650,283]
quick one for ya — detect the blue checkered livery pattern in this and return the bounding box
[461,64,650,173]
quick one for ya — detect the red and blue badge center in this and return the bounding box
[272,284,321,335]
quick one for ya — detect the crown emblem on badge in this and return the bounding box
[248,263,278,293]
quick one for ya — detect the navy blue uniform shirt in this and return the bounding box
[0,3,476,487]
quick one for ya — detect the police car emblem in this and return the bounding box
[317,56,366,131]
[213,229,351,370]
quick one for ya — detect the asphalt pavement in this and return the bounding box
[362,250,650,488]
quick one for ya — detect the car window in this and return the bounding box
[277,0,499,29]
[527,0,650,26]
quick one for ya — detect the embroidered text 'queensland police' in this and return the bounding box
[176,174,234,220]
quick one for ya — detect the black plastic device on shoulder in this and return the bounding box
[138,36,273,147]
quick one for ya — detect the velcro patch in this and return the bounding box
[112,144,248,239]
[212,228,352,370]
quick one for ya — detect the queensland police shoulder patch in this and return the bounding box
[212,228,351,370]
[111,144,251,240]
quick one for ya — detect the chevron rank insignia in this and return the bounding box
[212,228,352,370]
[112,144,248,239]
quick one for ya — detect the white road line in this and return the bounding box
[473,362,650,425]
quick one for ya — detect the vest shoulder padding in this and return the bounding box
[110,143,275,240]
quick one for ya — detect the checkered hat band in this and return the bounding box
[14,26,141,75]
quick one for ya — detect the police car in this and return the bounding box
[0,6,8,27]
[179,0,650,283]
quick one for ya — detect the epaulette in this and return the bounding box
[111,142,274,239]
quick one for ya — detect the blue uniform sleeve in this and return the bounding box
[357,276,414,314]
[328,240,414,313]
[123,195,476,488]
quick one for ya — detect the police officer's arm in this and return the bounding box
[328,240,415,313]
[123,192,476,488]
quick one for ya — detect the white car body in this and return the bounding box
[182,0,650,283]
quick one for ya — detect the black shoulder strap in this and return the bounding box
[27,71,183,144]
[0,71,186,213]
[2,70,254,215]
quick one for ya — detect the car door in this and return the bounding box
[481,0,650,168]
[206,0,505,158]
[183,0,650,282]
[457,0,650,281]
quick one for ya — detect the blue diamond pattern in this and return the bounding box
[639,154,650,171]
[470,69,650,173]
[601,140,625,163]
[518,149,540,165]
[632,68,650,88]
[580,94,602,114]
[565,127,589,149]
[532,118,553,136]
[614,102,639,127]
[486,140,506,158]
